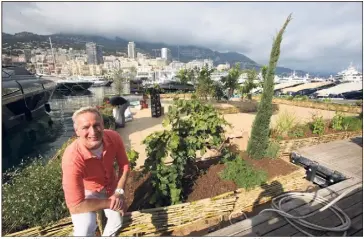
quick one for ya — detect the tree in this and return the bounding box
[240,69,258,100]
[176,69,189,85]
[113,69,127,95]
[195,66,215,100]
[221,63,241,99]
[247,14,292,159]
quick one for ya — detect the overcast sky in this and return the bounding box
[3,2,363,73]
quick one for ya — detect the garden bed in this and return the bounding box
[123,150,299,212]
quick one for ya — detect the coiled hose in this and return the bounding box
[257,184,362,237]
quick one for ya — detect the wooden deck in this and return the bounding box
[206,137,363,237]
[294,137,363,180]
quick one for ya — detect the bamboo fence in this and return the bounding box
[5,170,308,237]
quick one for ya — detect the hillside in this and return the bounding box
[2,32,308,75]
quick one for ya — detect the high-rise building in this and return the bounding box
[161,48,172,63]
[86,42,103,65]
[128,42,136,59]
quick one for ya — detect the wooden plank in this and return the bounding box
[352,229,363,237]
[206,178,361,236]
[325,213,363,237]
[291,200,363,237]
[264,190,363,237]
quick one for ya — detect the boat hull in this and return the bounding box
[56,82,93,91]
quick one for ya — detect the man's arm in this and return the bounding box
[62,154,112,215]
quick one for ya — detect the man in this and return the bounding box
[110,96,131,128]
[62,106,129,236]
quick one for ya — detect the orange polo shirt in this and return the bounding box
[62,129,129,208]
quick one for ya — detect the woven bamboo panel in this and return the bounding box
[5,170,308,237]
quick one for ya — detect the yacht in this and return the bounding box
[312,81,363,100]
[55,76,94,91]
[81,76,113,87]
[334,63,363,82]
[2,66,57,132]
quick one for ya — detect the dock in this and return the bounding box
[206,137,363,237]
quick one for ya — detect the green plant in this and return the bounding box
[195,66,215,100]
[273,110,297,137]
[126,149,139,171]
[142,96,229,206]
[240,69,258,100]
[247,14,292,159]
[221,63,242,99]
[219,155,267,189]
[322,98,332,103]
[288,124,307,138]
[342,116,363,131]
[331,112,344,131]
[311,114,325,136]
[2,137,75,235]
[265,141,280,159]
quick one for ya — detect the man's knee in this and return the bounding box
[72,212,97,236]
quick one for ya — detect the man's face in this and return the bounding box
[74,112,104,149]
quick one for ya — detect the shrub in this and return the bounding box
[310,114,325,136]
[220,155,267,190]
[247,14,292,159]
[331,112,344,131]
[273,110,297,137]
[2,147,70,234]
[126,149,139,171]
[288,124,307,138]
[342,116,363,131]
[322,98,332,103]
[265,141,280,159]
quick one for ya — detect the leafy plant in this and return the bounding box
[331,112,344,131]
[240,69,258,100]
[126,149,139,171]
[311,114,325,136]
[265,141,280,159]
[274,110,297,137]
[221,63,242,99]
[220,155,267,189]
[342,116,363,131]
[247,14,292,159]
[142,96,229,206]
[287,124,307,138]
[322,98,332,103]
[2,137,75,235]
[195,66,215,100]
[212,81,225,101]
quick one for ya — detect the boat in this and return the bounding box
[55,76,94,91]
[2,66,57,132]
[334,63,363,82]
[80,76,113,87]
[281,82,336,97]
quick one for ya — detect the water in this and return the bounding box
[2,86,143,172]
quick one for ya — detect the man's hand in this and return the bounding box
[109,194,124,212]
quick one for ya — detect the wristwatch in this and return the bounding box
[115,188,125,195]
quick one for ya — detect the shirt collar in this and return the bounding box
[76,131,112,160]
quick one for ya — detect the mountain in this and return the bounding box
[2,32,310,75]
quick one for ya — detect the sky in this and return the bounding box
[2,1,363,74]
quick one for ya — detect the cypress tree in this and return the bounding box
[247,14,292,159]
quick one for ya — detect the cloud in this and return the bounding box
[2,2,362,73]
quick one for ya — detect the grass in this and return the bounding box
[273,110,297,137]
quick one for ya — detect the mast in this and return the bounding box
[49,37,56,71]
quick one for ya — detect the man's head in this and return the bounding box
[72,107,104,150]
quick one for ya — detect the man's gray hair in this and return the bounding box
[72,106,103,125]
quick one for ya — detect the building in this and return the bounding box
[128,42,136,59]
[161,48,172,63]
[86,42,104,65]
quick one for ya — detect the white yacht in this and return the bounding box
[335,63,363,82]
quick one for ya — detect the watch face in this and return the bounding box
[116,188,124,195]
